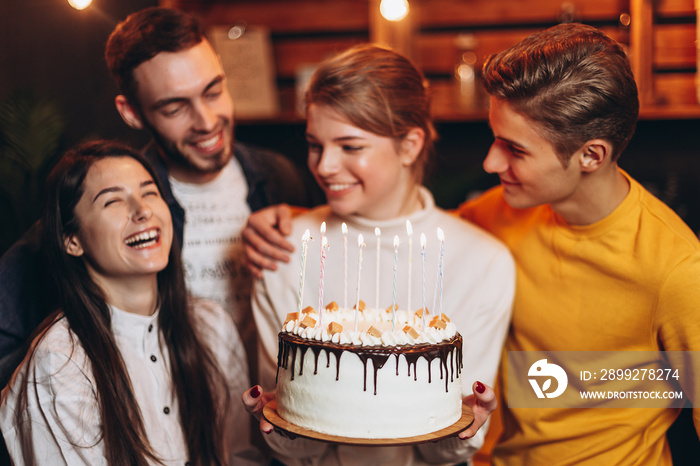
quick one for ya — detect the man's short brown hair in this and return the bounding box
[105,7,203,107]
[483,23,639,165]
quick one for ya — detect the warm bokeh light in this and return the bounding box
[228,24,246,40]
[456,63,475,81]
[380,0,409,22]
[68,0,92,10]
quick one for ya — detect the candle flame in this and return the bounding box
[342,222,348,234]
[406,219,413,236]
[302,229,311,242]
[320,222,327,235]
[375,227,381,237]
[394,235,400,248]
[358,233,365,247]
[420,232,427,248]
[437,227,445,242]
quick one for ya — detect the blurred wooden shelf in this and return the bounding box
[639,103,700,120]
[175,0,699,125]
[238,101,700,126]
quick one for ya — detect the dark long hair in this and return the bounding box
[14,140,228,465]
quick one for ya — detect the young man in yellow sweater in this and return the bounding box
[456,23,700,464]
[242,23,700,465]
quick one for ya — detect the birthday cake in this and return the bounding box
[275,302,463,439]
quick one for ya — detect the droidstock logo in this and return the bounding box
[528,358,568,398]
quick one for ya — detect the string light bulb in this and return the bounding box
[68,0,92,10]
[380,0,409,22]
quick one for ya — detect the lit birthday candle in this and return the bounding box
[315,221,326,326]
[437,227,445,315]
[354,233,366,332]
[342,222,348,309]
[319,221,327,251]
[406,220,413,312]
[432,228,445,316]
[392,235,400,331]
[297,229,311,312]
[318,236,329,326]
[420,232,427,330]
[375,227,381,310]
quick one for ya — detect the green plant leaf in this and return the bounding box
[0,89,66,175]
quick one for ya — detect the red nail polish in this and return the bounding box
[251,386,261,398]
[475,381,485,394]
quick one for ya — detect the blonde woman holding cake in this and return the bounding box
[244,44,515,466]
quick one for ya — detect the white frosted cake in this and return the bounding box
[275,302,463,439]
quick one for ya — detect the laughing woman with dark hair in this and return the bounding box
[0,140,258,465]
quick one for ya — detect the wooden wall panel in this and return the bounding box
[274,38,368,79]
[197,0,369,33]
[654,24,697,69]
[656,0,697,16]
[166,0,699,119]
[415,30,535,75]
[655,74,699,105]
[414,0,628,27]
[415,27,624,75]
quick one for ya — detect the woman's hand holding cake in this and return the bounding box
[459,381,497,440]
[242,385,277,436]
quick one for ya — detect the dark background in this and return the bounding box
[0,0,158,253]
[2,0,699,255]
[0,0,157,148]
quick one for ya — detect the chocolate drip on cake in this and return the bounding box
[278,332,463,393]
[357,352,391,395]
[277,337,346,383]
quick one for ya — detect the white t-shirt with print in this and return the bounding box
[169,158,252,332]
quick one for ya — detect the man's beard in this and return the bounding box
[147,122,235,176]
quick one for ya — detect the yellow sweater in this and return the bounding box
[458,170,700,465]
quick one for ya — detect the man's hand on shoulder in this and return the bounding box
[243,204,295,278]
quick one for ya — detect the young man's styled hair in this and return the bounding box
[105,7,203,108]
[482,23,639,165]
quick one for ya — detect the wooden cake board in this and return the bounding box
[263,399,475,446]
